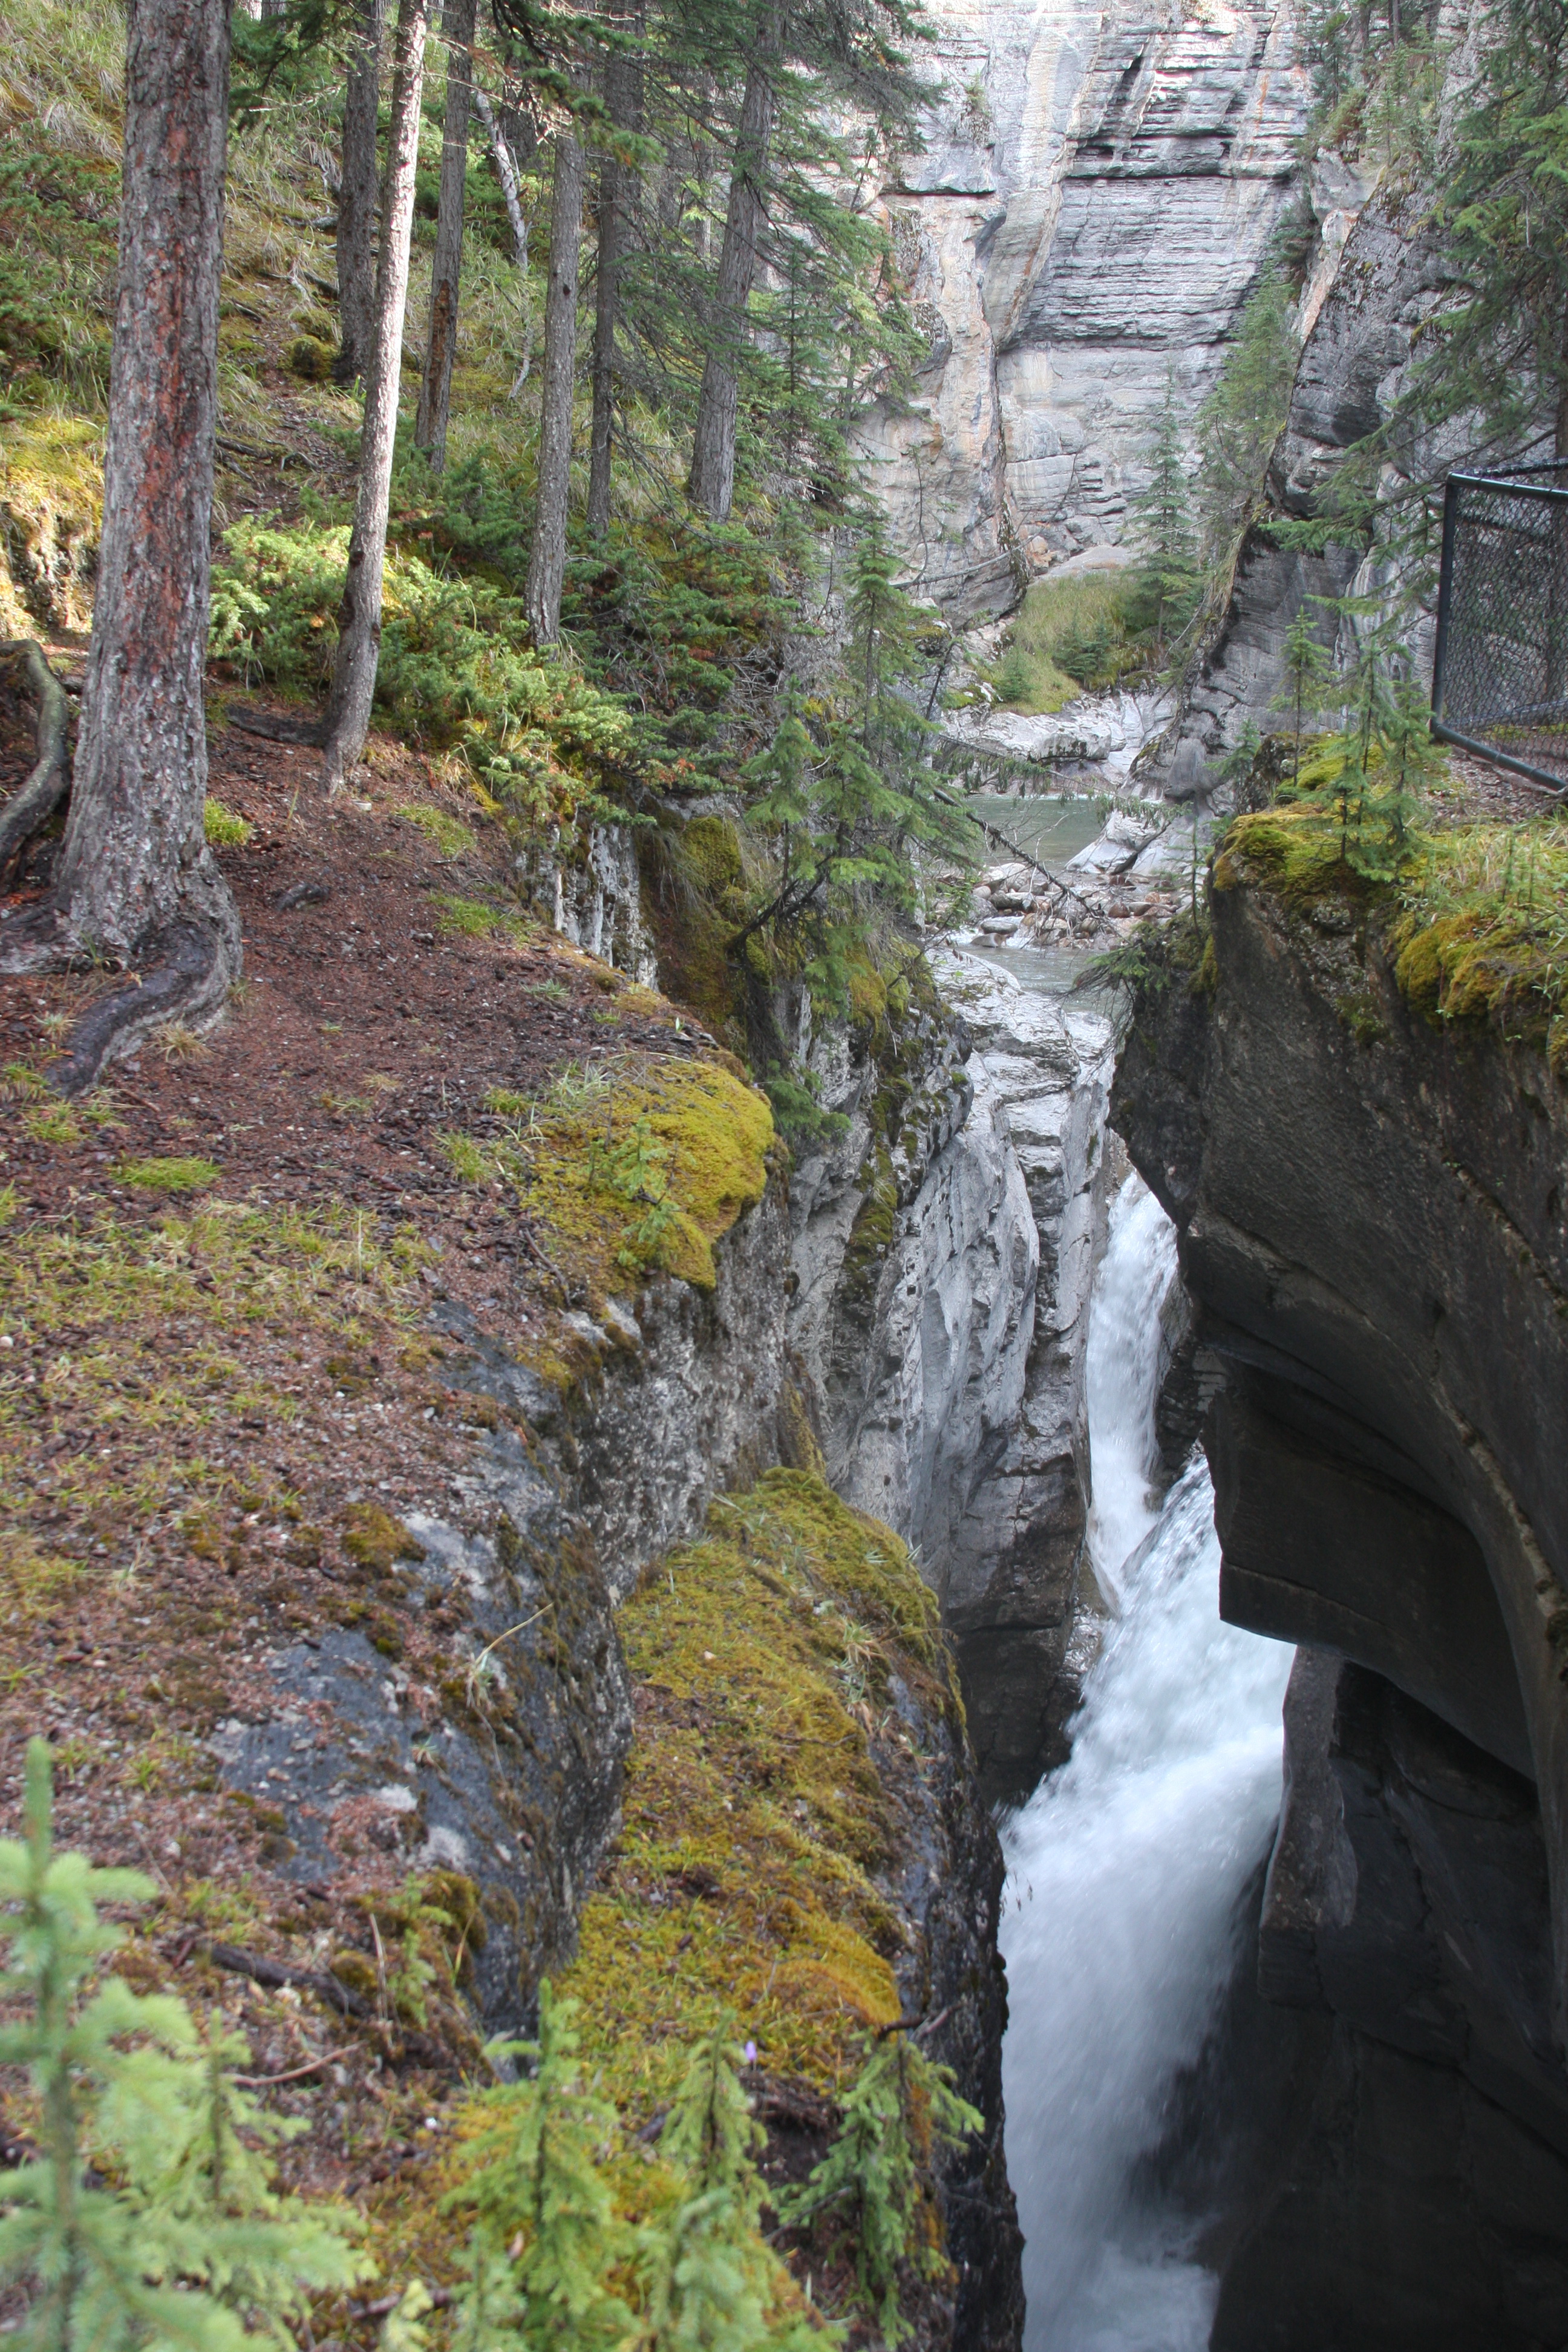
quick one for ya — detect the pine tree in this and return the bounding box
[0,1741,365,2352]
[1129,369,1200,655]
[449,1982,635,2352]
[776,2034,981,2349]
[638,2021,819,2352]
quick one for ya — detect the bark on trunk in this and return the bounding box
[587,22,643,539]
[688,39,777,524]
[336,0,385,384]
[321,0,431,792]
[524,125,586,645]
[414,0,475,469]
[17,0,241,1091]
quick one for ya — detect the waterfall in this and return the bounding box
[1000,1176,1295,2351]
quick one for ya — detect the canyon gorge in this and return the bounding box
[2,0,1566,2341]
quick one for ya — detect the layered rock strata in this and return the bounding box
[863,0,1310,615]
[1112,857,1568,2344]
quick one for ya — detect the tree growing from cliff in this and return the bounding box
[0,0,241,1093]
[1129,369,1201,656]
[776,2033,981,2348]
[1196,269,1299,561]
[729,515,977,995]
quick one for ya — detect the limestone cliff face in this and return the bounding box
[789,955,1112,1793]
[862,0,1310,615]
[1173,170,1448,769]
[1112,861,1568,2344]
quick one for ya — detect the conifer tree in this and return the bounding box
[449,1982,635,2352]
[776,2034,981,2349]
[1129,369,1200,654]
[1196,269,1299,560]
[0,1741,365,2352]
[639,2020,818,2352]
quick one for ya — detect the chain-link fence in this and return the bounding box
[1432,464,1568,795]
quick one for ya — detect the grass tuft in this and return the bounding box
[203,798,252,848]
[114,1156,222,1192]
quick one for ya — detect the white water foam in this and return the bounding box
[1001,1175,1294,2351]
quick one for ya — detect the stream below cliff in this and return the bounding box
[998,1177,1295,2351]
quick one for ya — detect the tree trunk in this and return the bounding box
[473,85,529,267]
[11,0,240,1091]
[336,0,385,384]
[322,0,431,792]
[688,35,777,524]
[587,19,643,539]
[524,125,586,645]
[414,0,475,469]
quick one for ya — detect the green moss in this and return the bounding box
[557,1469,951,2119]
[340,1501,426,1574]
[1215,805,1385,907]
[0,1199,430,1532]
[286,332,336,381]
[471,1051,774,1306]
[680,814,743,893]
[396,802,477,858]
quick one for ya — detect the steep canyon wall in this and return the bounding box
[1113,853,1568,2347]
[863,0,1311,616]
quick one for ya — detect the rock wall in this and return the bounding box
[1112,853,1568,2343]
[789,953,1113,1794]
[862,0,1311,616]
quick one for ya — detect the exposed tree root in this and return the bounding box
[0,641,72,883]
[44,919,232,1098]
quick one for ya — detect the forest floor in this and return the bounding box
[0,683,733,2296]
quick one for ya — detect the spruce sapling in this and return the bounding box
[776,2034,981,2348]
[0,1739,364,2352]
[641,2017,822,2352]
[449,1982,635,2352]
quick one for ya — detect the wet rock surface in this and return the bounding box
[1113,867,1568,2345]
[1214,1652,1568,2352]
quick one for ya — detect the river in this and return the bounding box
[980,826,1295,2348]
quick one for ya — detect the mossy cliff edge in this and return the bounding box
[0,749,1025,2347]
[1111,835,1568,2347]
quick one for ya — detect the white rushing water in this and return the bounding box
[1001,1175,1295,2351]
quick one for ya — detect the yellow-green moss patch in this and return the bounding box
[557,1468,953,2120]
[459,1051,774,1308]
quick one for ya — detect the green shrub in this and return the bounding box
[0,1739,367,2352]
[208,518,638,830]
[991,575,1148,710]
